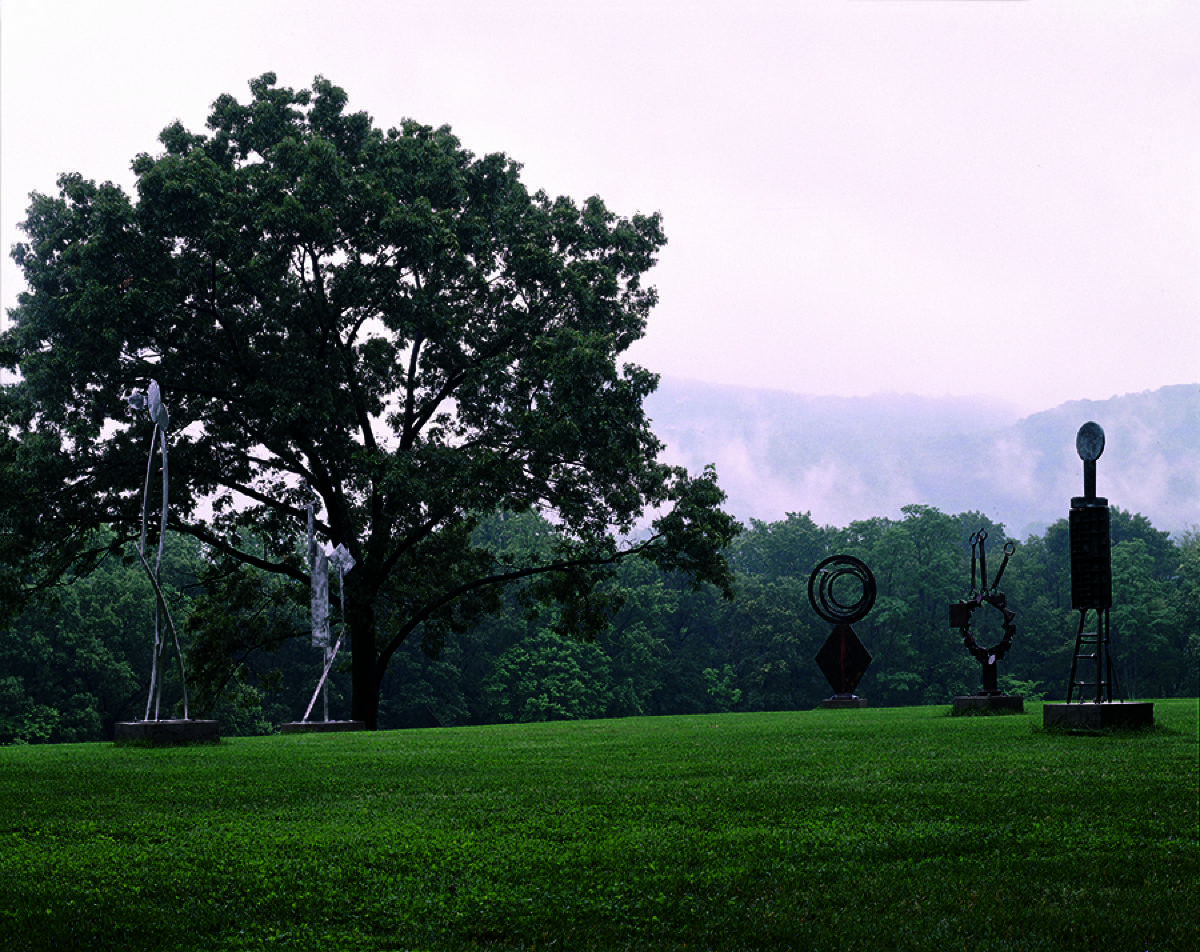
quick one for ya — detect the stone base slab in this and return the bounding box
[820,696,869,709]
[279,720,366,734]
[114,719,220,746]
[952,695,1025,716]
[1042,702,1155,731]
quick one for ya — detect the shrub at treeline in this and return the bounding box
[2,503,1196,742]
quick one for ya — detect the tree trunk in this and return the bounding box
[347,583,380,730]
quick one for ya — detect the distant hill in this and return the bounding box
[644,380,1200,538]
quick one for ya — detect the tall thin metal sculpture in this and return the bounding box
[279,496,362,734]
[307,488,331,653]
[301,487,355,723]
[126,380,189,720]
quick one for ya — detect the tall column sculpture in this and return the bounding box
[1043,422,1154,730]
[1066,422,1114,704]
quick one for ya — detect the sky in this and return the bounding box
[3,0,1197,416]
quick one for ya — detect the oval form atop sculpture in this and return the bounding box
[1076,421,1105,462]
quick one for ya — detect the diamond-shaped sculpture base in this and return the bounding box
[952,695,1024,716]
[821,695,869,709]
[815,624,872,696]
[280,720,366,734]
[1042,702,1154,731]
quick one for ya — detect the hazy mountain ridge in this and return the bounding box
[644,380,1200,538]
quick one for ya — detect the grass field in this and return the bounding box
[1,700,1197,951]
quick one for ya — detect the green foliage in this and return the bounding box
[1172,530,1200,685]
[182,550,315,733]
[0,702,1195,950]
[484,628,612,722]
[701,663,742,711]
[0,533,201,743]
[2,73,738,728]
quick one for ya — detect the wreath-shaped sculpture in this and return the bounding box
[948,531,1017,696]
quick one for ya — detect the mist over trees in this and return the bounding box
[646,380,1200,538]
[3,504,1195,743]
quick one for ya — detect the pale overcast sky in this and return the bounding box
[3,0,1197,415]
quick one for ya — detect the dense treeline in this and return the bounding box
[2,505,1197,742]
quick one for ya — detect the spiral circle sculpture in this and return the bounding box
[808,555,877,625]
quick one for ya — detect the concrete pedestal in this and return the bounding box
[114,719,220,746]
[820,696,869,709]
[280,720,366,734]
[952,694,1024,716]
[1042,702,1154,731]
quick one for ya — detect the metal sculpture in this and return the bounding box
[300,486,355,723]
[809,555,876,703]
[1043,422,1153,728]
[307,489,331,651]
[125,380,189,720]
[1066,421,1115,702]
[948,529,1017,696]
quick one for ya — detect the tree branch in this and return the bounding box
[374,535,661,681]
[172,521,309,584]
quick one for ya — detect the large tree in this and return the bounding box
[2,74,738,729]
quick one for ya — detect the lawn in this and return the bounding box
[1,700,1196,951]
